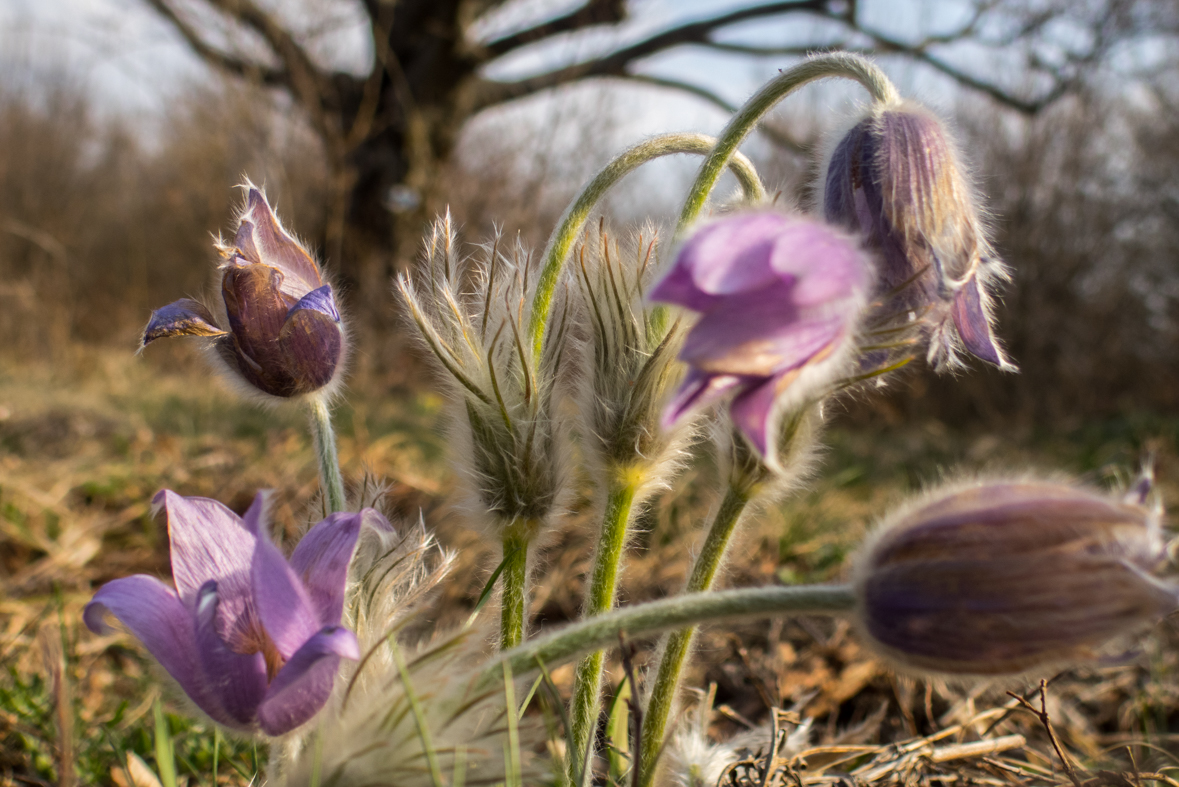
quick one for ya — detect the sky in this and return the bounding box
[0,0,994,116]
[1,0,1149,220]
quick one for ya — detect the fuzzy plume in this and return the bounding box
[271,514,548,786]
[572,221,696,503]
[666,690,811,787]
[398,213,574,540]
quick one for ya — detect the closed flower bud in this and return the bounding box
[142,187,345,399]
[852,480,1177,676]
[821,103,1012,371]
[651,211,870,466]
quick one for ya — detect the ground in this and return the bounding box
[2,345,1177,786]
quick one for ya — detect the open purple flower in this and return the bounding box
[142,188,344,398]
[84,490,378,735]
[651,212,869,461]
[822,103,1012,370]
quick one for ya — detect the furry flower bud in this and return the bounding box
[142,188,344,399]
[852,481,1177,676]
[651,212,869,464]
[821,103,1011,370]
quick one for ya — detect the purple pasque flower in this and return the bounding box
[84,490,379,736]
[853,480,1177,676]
[651,212,870,461]
[822,103,1013,370]
[142,188,344,398]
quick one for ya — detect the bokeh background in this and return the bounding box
[3,1,1179,785]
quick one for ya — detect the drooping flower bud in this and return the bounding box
[141,187,345,399]
[852,480,1177,676]
[651,212,870,465]
[821,103,1012,371]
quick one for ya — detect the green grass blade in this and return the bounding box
[152,700,178,787]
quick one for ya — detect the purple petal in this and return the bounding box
[729,376,780,457]
[289,284,340,322]
[651,214,790,310]
[950,274,1004,366]
[822,118,871,231]
[661,368,744,429]
[250,515,321,660]
[876,110,979,282]
[221,262,302,397]
[84,575,224,724]
[193,581,268,729]
[232,220,260,264]
[153,491,254,610]
[766,221,869,306]
[678,281,845,377]
[288,511,366,628]
[142,299,226,346]
[256,626,359,735]
[278,306,343,396]
[243,189,324,298]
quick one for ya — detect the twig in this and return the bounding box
[1007,680,1083,787]
[619,633,643,787]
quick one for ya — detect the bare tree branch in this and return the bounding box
[623,74,807,152]
[472,0,829,110]
[847,23,1070,113]
[201,0,341,144]
[141,0,287,86]
[484,0,627,58]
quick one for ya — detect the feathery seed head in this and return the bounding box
[573,222,695,497]
[272,528,544,787]
[399,214,572,536]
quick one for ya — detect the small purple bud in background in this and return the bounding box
[142,187,345,398]
[651,212,870,464]
[852,480,1177,676]
[821,103,1013,371]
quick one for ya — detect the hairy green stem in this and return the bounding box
[567,468,643,785]
[637,484,751,787]
[528,133,766,364]
[486,584,855,682]
[500,523,532,650]
[676,54,897,235]
[307,397,346,513]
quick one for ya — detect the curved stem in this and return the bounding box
[486,584,856,682]
[647,54,899,339]
[500,522,532,650]
[567,468,643,785]
[676,53,897,235]
[307,397,346,513]
[637,484,750,787]
[528,133,766,364]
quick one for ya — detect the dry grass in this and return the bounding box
[1,349,1178,786]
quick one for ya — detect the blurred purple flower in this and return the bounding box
[822,104,1012,370]
[853,480,1177,675]
[142,188,344,398]
[651,212,869,460]
[84,491,380,735]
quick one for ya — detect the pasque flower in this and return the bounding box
[822,103,1012,370]
[853,480,1177,676]
[651,212,870,461]
[84,490,376,735]
[142,188,344,398]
